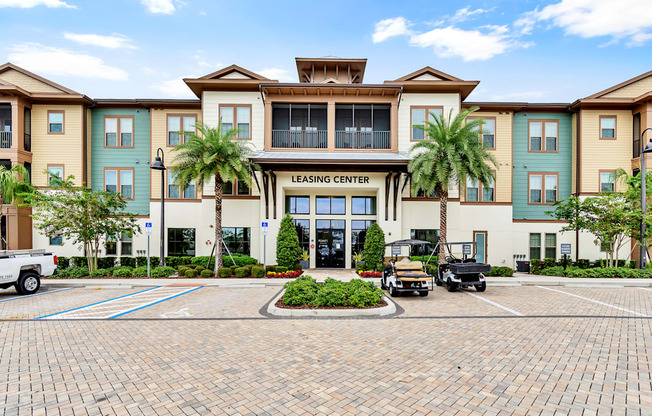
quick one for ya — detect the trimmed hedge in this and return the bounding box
[71,256,88,268]
[151,266,175,278]
[131,266,148,277]
[57,257,70,269]
[120,257,136,268]
[68,267,88,278]
[251,266,265,278]
[282,276,384,308]
[485,267,514,277]
[98,256,116,269]
[530,260,542,275]
[185,269,197,278]
[217,268,233,278]
[235,267,250,278]
[200,269,213,278]
[89,268,110,278]
[566,267,652,278]
[112,267,133,277]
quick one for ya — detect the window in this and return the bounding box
[286,196,310,214]
[120,232,132,256]
[529,233,541,260]
[351,196,376,215]
[222,227,249,256]
[220,105,251,139]
[545,234,556,259]
[634,113,641,158]
[316,196,345,215]
[529,120,558,152]
[48,111,63,134]
[414,188,438,198]
[468,117,495,149]
[410,229,439,256]
[104,116,133,148]
[529,173,558,204]
[105,168,134,200]
[49,235,63,246]
[600,171,615,193]
[352,220,375,265]
[168,228,196,256]
[223,179,250,196]
[600,116,616,139]
[466,177,494,202]
[294,219,310,253]
[167,114,197,146]
[105,234,117,255]
[47,165,63,185]
[411,107,443,140]
[168,169,196,199]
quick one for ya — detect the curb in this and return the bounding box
[265,289,398,318]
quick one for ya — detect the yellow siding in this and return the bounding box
[602,76,652,99]
[0,69,64,94]
[86,108,92,187]
[461,111,512,203]
[150,108,202,199]
[31,104,84,186]
[580,109,632,193]
[571,113,577,193]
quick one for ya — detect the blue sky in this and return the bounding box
[1,0,651,102]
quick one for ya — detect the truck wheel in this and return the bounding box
[419,290,429,297]
[389,284,398,297]
[476,282,487,292]
[16,271,40,295]
[446,279,457,293]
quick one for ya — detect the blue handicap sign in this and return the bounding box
[261,222,268,228]
[145,222,152,228]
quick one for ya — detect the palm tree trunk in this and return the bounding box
[439,189,448,266]
[214,177,224,275]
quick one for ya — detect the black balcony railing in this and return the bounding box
[0,132,11,149]
[335,131,391,149]
[272,129,327,149]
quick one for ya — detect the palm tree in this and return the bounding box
[172,122,256,275]
[0,164,32,250]
[409,107,497,265]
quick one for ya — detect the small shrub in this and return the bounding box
[530,260,542,275]
[235,267,250,278]
[119,257,136,268]
[151,266,175,278]
[56,268,70,277]
[177,266,189,276]
[57,256,70,269]
[89,268,110,278]
[251,266,265,278]
[348,287,384,308]
[185,264,198,269]
[112,267,133,277]
[97,256,116,269]
[200,269,213,278]
[195,265,206,273]
[266,265,277,273]
[485,267,514,277]
[283,276,319,306]
[68,266,88,278]
[312,284,348,307]
[540,266,565,276]
[217,268,232,278]
[364,223,386,271]
[230,265,239,274]
[276,213,302,268]
[222,255,258,267]
[577,259,590,269]
[276,266,288,273]
[71,256,88,268]
[293,262,302,271]
[566,267,652,278]
[185,269,197,278]
[131,266,148,277]
[149,257,160,268]
[135,256,148,268]
[542,258,556,269]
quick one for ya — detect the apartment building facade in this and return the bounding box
[1,59,651,269]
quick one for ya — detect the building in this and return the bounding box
[1,58,651,268]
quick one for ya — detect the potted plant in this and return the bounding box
[353,251,365,269]
[299,250,310,269]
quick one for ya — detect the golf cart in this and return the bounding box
[435,242,491,292]
[381,239,434,297]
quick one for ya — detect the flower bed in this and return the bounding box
[266,270,303,279]
[357,270,382,278]
[277,276,385,309]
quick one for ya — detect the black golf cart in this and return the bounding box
[434,241,491,292]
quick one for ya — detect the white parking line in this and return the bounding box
[537,286,650,317]
[638,288,652,292]
[465,292,524,316]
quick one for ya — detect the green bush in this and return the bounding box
[118,257,135,268]
[348,286,384,308]
[165,256,193,267]
[200,269,213,278]
[229,265,239,275]
[151,266,175,278]
[276,266,288,273]
[282,277,384,308]
[112,267,133,277]
[195,265,206,273]
[276,213,302,268]
[235,267,250,278]
[293,262,302,271]
[530,259,542,274]
[217,268,233,278]
[243,264,254,272]
[184,263,198,269]
[363,223,386,271]
[540,266,565,276]
[577,259,590,269]
[485,267,514,277]
[56,268,70,277]
[566,267,652,278]
[135,256,147,267]
[596,259,628,268]
[71,256,88,268]
[89,268,110,278]
[149,257,160,268]
[542,258,556,269]
[251,266,265,278]
[185,269,197,278]
[57,256,70,269]
[283,276,319,306]
[177,266,189,276]
[266,265,277,273]
[131,266,148,277]
[313,284,348,307]
[219,255,259,268]
[68,266,88,278]
[96,256,116,269]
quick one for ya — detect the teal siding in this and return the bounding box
[512,112,572,220]
[91,108,150,215]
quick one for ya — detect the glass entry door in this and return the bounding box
[474,231,487,263]
[316,220,346,268]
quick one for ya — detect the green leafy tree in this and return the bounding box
[409,107,497,264]
[363,222,386,271]
[26,174,140,272]
[0,164,33,249]
[276,213,302,269]
[615,168,652,263]
[172,122,256,275]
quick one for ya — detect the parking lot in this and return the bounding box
[2,282,652,415]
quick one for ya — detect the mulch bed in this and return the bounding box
[275,298,387,310]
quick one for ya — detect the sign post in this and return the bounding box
[145,222,152,277]
[462,244,472,260]
[261,222,268,271]
[561,243,571,271]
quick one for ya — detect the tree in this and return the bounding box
[0,164,33,249]
[276,213,302,269]
[363,223,386,271]
[615,168,652,262]
[409,107,497,265]
[550,194,630,267]
[26,174,140,272]
[172,122,256,275]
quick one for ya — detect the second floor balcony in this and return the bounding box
[0,131,11,149]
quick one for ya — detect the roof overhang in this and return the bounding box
[260,83,401,97]
[570,92,652,110]
[93,98,201,109]
[251,151,409,170]
[0,85,93,104]
[463,102,572,113]
[183,79,274,97]
[388,81,480,100]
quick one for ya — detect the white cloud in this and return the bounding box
[152,78,195,98]
[256,67,295,82]
[522,0,652,46]
[451,6,492,22]
[193,50,221,70]
[64,32,137,49]
[372,17,412,43]
[141,0,184,14]
[0,0,76,8]
[410,25,532,61]
[491,90,548,100]
[8,43,128,81]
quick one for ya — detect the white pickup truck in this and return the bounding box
[0,249,58,295]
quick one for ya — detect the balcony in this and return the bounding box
[0,132,11,149]
[272,129,327,149]
[335,130,391,149]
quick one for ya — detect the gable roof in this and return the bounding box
[585,70,652,99]
[199,64,270,81]
[393,66,463,82]
[0,62,80,95]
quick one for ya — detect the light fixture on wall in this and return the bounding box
[150,148,166,267]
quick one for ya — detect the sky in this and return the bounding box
[0,0,651,102]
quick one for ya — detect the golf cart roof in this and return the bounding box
[385,239,431,246]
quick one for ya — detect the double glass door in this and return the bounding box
[316,220,345,268]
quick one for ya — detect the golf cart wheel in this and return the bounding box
[446,279,457,293]
[16,271,40,295]
[380,278,387,290]
[389,284,398,297]
[435,278,443,287]
[476,282,487,292]
[419,290,429,297]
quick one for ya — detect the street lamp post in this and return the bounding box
[150,148,166,267]
[639,128,652,269]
